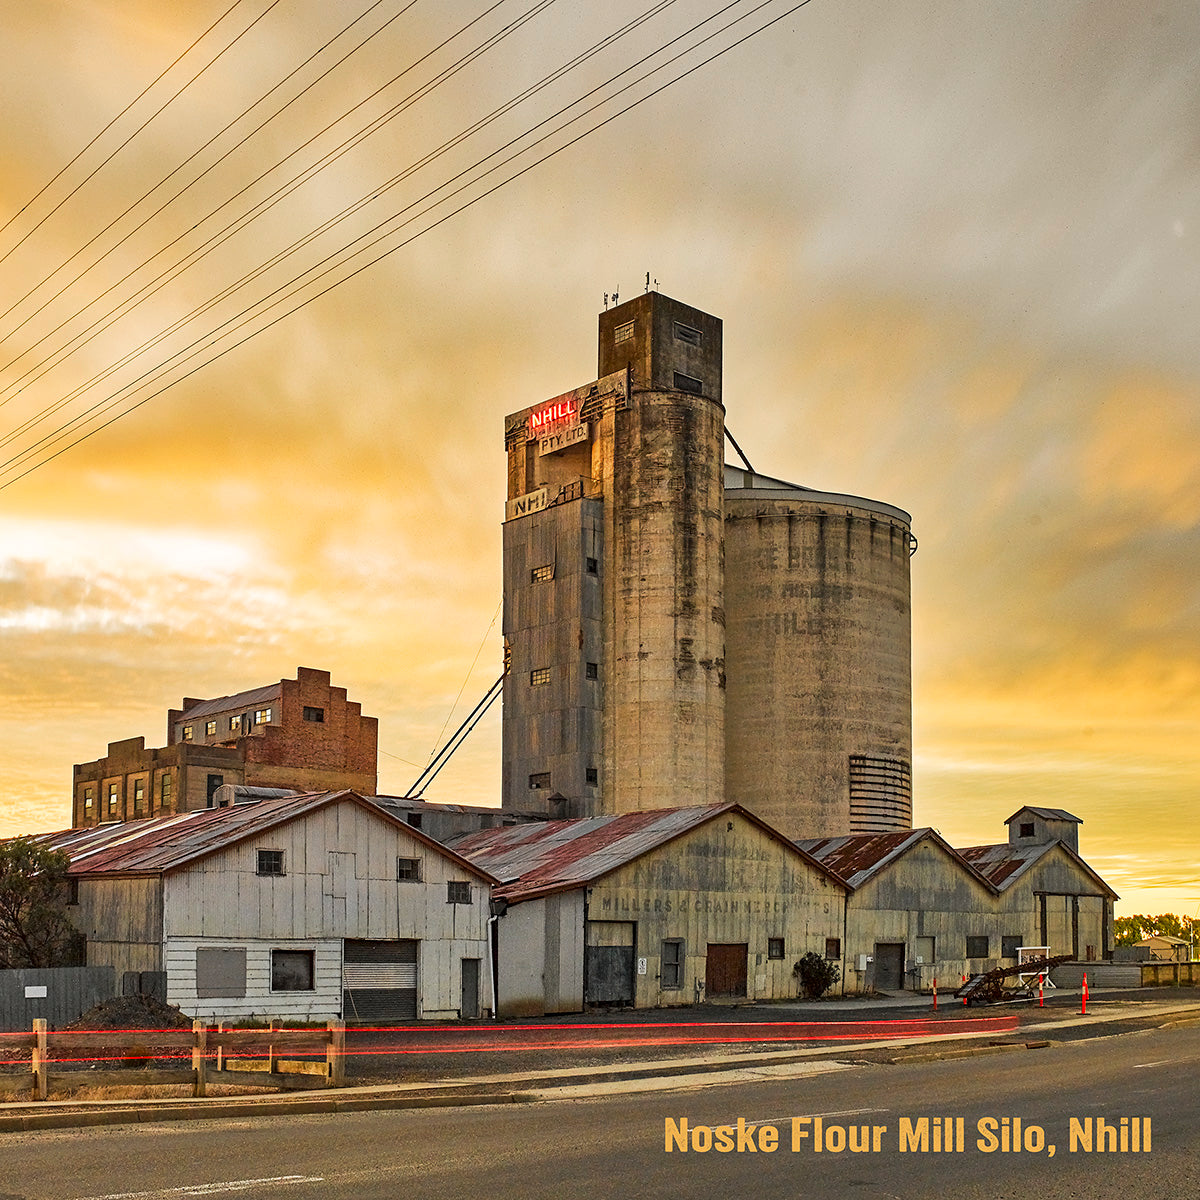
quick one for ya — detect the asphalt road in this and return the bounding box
[2,1018,1197,1200]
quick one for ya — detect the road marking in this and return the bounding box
[738,1108,888,1129]
[81,1177,325,1200]
[1132,1060,1172,1069]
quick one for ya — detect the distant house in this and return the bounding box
[449,804,846,1016]
[1132,935,1190,962]
[40,791,496,1022]
[72,667,379,826]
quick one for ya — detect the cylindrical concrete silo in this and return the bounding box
[596,292,726,813]
[723,469,914,841]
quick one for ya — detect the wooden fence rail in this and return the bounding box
[0,1019,345,1100]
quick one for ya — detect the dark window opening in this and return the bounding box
[673,321,702,346]
[585,556,598,575]
[406,812,423,830]
[271,949,314,992]
[825,938,841,960]
[529,772,551,790]
[447,881,471,905]
[966,935,989,958]
[673,371,703,395]
[1001,935,1023,958]
[302,706,325,723]
[585,767,598,785]
[1019,821,1035,838]
[767,937,785,960]
[397,857,421,882]
[585,662,598,680]
[661,939,684,988]
[206,774,224,807]
[257,849,285,877]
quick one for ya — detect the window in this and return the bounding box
[586,767,598,785]
[825,938,841,960]
[206,774,223,807]
[182,725,193,741]
[83,787,94,811]
[966,935,990,959]
[673,371,703,395]
[1019,821,1035,838]
[585,662,598,680]
[133,780,145,813]
[585,556,598,575]
[661,939,684,988]
[447,881,471,905]
[196,947,247,998]
[205,720,217,736]
[529,772,551,790]
[673,321,702,346]
[254,707,272,725]
[65,878,79,907]
[257,849,285,877]
[530,668,551,686]
[160,774,172,807]
[302,706,325,723]
[229,714,242,732]
[1001,935,1023,959]
[531,563,554,583]
[614,319,635,344]
[406,812,423,830]
[767,937,785,960]
[107,783,119,811]
[271,949,314,992]
[397,857,421,882]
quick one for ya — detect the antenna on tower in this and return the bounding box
[611,288,619,305]
[603,293,609,310]
[645,271,658,292]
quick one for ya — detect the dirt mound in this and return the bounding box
[66,993,193,1031]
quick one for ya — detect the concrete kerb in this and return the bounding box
[2,997,1199,1132]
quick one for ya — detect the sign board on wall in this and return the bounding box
[538,422,589,456]
[505,486,549,521]
[24,985,48,999]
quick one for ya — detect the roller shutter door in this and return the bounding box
[343,939,418,1021]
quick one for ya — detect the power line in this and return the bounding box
[0,0,422,335]
[0,0,287,271]
[0,0,571,418]
[0,1,676,450]
[0,0,250,246]
[0,0,812,492]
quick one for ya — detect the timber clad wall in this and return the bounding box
[74,876,164,978]
[161,800,489,1020]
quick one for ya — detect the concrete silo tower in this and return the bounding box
[723,469,915,839]
[501,292,726,817]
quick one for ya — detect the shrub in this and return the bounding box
[794,951,841,999]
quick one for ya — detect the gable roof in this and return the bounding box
[449,803,841,902]
[797,828,996,893]
[33,791,496,883]
[956,838,1117,898]
[1005,806,1081,825]
[178,683,281,722]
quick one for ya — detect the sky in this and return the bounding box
[0,0,1197,919]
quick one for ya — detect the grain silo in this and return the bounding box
[723,468,915,840]
[501,291,725,816]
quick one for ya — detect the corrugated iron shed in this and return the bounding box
[449,803,840,902]
[30,791,496,882]
[956,841,1051,888]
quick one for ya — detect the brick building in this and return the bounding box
[72,668,377,826]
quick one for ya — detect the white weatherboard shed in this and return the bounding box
[45,791,497,1022]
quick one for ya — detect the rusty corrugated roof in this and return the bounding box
[178,683,281,722]
[956,842,1048,888]
[798,828,1001,894]
[31,791,496,882]
[449,803,840,902]
[796,829,933,889]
